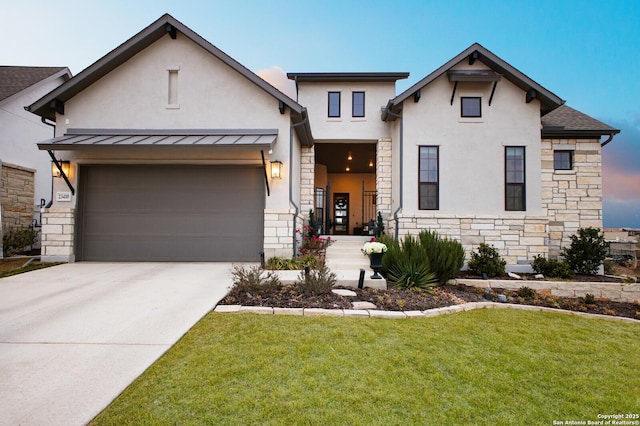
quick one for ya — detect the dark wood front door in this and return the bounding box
[333,193,349,235]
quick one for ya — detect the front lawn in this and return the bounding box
[91,310,639,425]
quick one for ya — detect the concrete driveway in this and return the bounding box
[0,262,233,426]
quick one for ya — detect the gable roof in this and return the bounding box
[383,43,564,120]
[27,14,313,146]
[541,105,620,138]
[0,66,70,103]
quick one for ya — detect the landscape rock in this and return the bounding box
[508,272,522,279]
[332,289,358,297]
[352,301,377,310]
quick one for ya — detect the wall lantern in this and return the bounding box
[270,160,283,180]
[51,160,71,178]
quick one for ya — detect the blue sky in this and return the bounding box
[3,0,639,227]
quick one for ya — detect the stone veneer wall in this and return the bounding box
[1,163,35,232]
[263,209,298,259]
[541,138,603,259]
[376,138,393,224]
[40,208,75,261]
[300,146,315,219]
[396,214,549,267]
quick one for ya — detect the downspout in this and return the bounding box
[290,109,309,256]
[41,117,56,208]
[600,133,616,148]
[385,109,403,239]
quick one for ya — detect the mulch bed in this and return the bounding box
[457,271,626,283]
[222,283,640,321]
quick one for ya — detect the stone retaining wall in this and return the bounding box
[456,278,640,304]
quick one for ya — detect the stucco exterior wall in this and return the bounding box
[296,81,395,141]
[0,72,68,219]
[47,34,300,260]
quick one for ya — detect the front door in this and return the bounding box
[333,193,349,235]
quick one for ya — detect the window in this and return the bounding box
[419,146,439,210]
[328,92,340,117]
[505,146,526,211]
[554,150,573,170]
[461,97,481,117]
[352,91,365,117]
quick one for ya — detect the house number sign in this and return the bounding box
[56,192,72,202]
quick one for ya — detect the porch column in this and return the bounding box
[376,138,392,222]
[300,145,315,219]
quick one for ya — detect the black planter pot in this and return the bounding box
[369,252,384,279]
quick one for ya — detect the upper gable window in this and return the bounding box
[352,91,365,117]
[328,92,341,117]
[461,97,481,117]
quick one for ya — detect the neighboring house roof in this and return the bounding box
[382,43,565,120]
[541,104,620,139]
[27,14,313,146]
[287,72,409,82]
[0,66,70,103]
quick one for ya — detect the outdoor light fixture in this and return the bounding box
[270,160,283,179]
[345,165,350,172]
[51,160,71,178]
[347,152,353,161]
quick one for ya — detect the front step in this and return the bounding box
[325,235,386,289]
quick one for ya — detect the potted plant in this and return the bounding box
[362,240,388,279]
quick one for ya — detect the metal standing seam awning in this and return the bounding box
[37,128,278,150]
[39,128,280,196]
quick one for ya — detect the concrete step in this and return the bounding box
[273,268,386,289]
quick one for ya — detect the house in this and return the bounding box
[0,66,71,253]
[27,14,619,270]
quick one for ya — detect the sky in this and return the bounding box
[3,0,639,227]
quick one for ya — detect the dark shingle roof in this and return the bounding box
[0,66,68,102]
[541,105,620,137]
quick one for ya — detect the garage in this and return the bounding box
[76,164,265,261]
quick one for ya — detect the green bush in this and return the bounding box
[265,255,320,270]
[231,265,281,295]
[373,212,385,238]
[562,227,608,275]
[3,227,38,256]
[603,259,615,275]
[516,286,537,298]
[531,255,574,279]
[295,264,336,296]
[418,230,465,284]
[467,243,506,277]
[380,232,463,286]
[386,256,437,290]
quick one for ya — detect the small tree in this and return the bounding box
[562,227,608,275]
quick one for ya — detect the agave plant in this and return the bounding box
[386,257,437,290]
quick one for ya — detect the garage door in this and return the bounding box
[77,165,265,261]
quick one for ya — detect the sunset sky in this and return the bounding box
[3,0,639,227]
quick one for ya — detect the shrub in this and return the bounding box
[603,259,615,275]
[386,256,437,290]
[231,265,281,295]
[265,255,320,270]
[298,211,333,256]
[418,230,465,284]
[516,286,537,298]
[531,255,574,279]
[467,243,506,277]
[295,264,336,296]
[3,227,38,256]
[562,227,608,275]
[584,293,597,305]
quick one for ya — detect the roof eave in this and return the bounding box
[541,128,621,139]
[392,43,565,114]
[28,14,303,120]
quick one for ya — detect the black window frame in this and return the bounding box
[553,150,573,170]
[461,97,482,117]
[419,146,439,210]
[352,91,365,117]
[328,91,341,117]
[505,146,526,211]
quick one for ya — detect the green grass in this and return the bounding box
[91,310,640,425]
